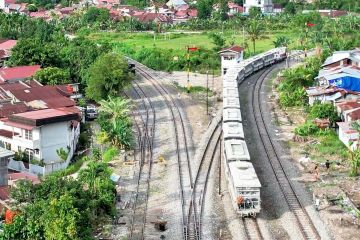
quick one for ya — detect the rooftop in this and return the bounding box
[228,161,261,188]
[0,40,17,51]
[0,102,29,118]
[0,65,41,82]
[224,139,250,161]
[0,147,14,158]
[219,45,244,54]
[8,108,79,127]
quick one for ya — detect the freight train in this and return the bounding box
[223,47,287,217]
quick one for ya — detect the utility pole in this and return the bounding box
[218,134,222,195]
[206,68,209,115]
[187,47,190,93]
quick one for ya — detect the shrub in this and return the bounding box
[308,102,339,124]
[294,122,319,136]
[102,147,119,162]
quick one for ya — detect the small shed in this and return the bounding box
[219,46,244,76]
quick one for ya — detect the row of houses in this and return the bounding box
[0,39,82,184]
[305,48,360,150]
[0,0,287,24]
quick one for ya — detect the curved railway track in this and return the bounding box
[187,123,222,240]
[250,66,321,240]
[132,62,194,240]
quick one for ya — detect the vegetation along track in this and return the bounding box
[187,123,222,240]
[125,79,156,239]
[250,66,321,240]
[131,59,194,240]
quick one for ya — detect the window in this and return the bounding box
[25,129,32,140]
[223,68,228,75]
[26,149,34,161]
[18,146,21,152]
[5,143,11,150]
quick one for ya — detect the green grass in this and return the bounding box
[88,30,297,53]
[308,130,348,162]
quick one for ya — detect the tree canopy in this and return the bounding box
[85,52,133,101]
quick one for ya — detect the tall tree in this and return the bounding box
[34,67,71,85]
[197,0,213,19]
[246,19,266,54]
[85,53,133,101]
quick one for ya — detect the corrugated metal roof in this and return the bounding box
[0,147,14,158]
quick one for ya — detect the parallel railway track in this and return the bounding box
[125,79,156,239]
[250,66,321,240]
[133,62,194,240]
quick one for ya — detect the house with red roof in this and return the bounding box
[1,108,81,175]
[0,40,17,66]
[134,12,173,25]
[0,65,41,83]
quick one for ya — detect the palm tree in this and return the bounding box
[246,19,266,54]
[98,96,132,128]
[273,36,291,48]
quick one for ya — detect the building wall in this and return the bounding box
[0,0,5,10]
[244,0,273,13]
[338,126,358,150]
[220,51,243,76]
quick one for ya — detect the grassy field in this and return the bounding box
[88,30,298,53]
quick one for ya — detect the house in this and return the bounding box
[134,13,173,25]
[0,147,14,186]
[3,108,80,175]
[305,86,347,105]
[273,3,283,13]
[336,100,360,121]
[243,0,273,13]
[322,49,360,69]
[0,65,41,83]
[337,121,358,151]
[219,46,244,76]
[7,172,40,186]
[316,66,360,86]
[227,2,244,15]
[166,0,187,9]
[0,40,17,66]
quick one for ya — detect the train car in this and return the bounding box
[223,87,239,98]
[224,139,250,162]
[243,61,254,77]
[223,121,244,140]
[227,161,261,217]
[252,56,264,71]
[223,97,240,109]
[236,68,245,84]
[274,47,287,62]
[263,51,275,66]
[223,108,242,123]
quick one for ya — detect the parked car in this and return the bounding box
[86,105,98,120]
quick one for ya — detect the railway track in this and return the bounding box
[187,123,222,240]
[250,66,321,240]
[125,80,156,239]
[242,218,263,240]
[132,62,194,240]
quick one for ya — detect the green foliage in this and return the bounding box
[273,36,291,47]
[85,52,133,101]
[277,56,323,107]
[83,7,110,24]
[246,19,266,53]
[197,0,214,19]
[34,67,70,85]
[56,147,69,162]
[308,103,339,124]
[2,163,115,239]
[248,7,262,18]
[294,122,319,136]
[284,2,296,15]
[97,96,134,149]
[102,147,119,163]
[209,32,226,51]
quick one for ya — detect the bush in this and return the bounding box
[308,102,339,124]
[294,122,319,136]
[102,147,119,162]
